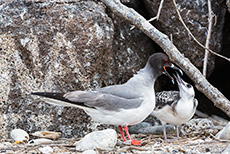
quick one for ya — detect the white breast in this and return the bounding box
[153,98,196,125]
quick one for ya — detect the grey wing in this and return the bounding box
[155,91,179,110]
[64,90,144,111]
[98,84,142,99]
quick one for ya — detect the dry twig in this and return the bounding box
[148,0,164,22]
[100,0,230,117]
[130,0,164,30]
[203,0,214,77]
[118,146,151,152]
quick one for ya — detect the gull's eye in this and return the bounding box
[186,84,192,88]
[163,59,169,64]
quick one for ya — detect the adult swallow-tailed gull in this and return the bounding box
[153,72,198,141]
[32,53,181,146]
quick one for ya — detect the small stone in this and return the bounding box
[10,129,29,143]
[172,149,178,153]
[215,122,230,140]
[82,150,97,154]
[28,138,53,144]
[0,142,12,148]
[31,131,61,140]
[39,146,53,154]
[75,129,117,151]
[205,148,210,152]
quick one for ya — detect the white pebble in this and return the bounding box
[75,129,117,151]
[28,138,53,144]
[82,150,97,154]
[10,129,29,143]
[39,146,53,154]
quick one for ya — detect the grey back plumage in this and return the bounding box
[98,84,143,99]
[64,86,144,111]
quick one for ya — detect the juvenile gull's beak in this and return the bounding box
[163,64,183,84]
[173,71,185,86]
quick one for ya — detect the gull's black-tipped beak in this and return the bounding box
[163,64,183,84]
[171,64,183,76]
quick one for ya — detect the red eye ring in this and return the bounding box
[164,59,169,64]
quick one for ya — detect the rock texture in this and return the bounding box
[108,15,154,84]
[0,0,154,139]
[75,129,117,151]
[181,118,214,136]
[144,0,226,77]
[0,0,113,139]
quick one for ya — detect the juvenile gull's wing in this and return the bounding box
[154,91,180,110]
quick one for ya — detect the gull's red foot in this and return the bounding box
[131,140,142,146]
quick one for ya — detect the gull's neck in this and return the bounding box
[179,90,194,102]
[126,64,159,88]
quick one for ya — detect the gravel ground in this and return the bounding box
[1,134,229,154]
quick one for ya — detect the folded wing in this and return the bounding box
[154,91,180,110]
[32,88,144,112]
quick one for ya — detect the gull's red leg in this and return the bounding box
[124,125,131,140]
[118,125,126,142]
[124,125,142,146]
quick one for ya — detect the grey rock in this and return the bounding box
[129,122,176,135]
[0,0,113,139]
[108,15,154,84]
[138,125,175,135]
[143,0,226,77]
[0,0,154,139]
[181,118,214,136]
[129,122,152,134]
[144,113,162,126]
[75,129,117,151]
[215,122,230,140]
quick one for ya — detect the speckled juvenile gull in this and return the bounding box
[152,72,198,141]
[32,53,182,146]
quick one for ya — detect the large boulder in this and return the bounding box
[144,0,226,77]
[0,0,154,139]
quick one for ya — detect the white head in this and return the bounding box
[173,73,195,99]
